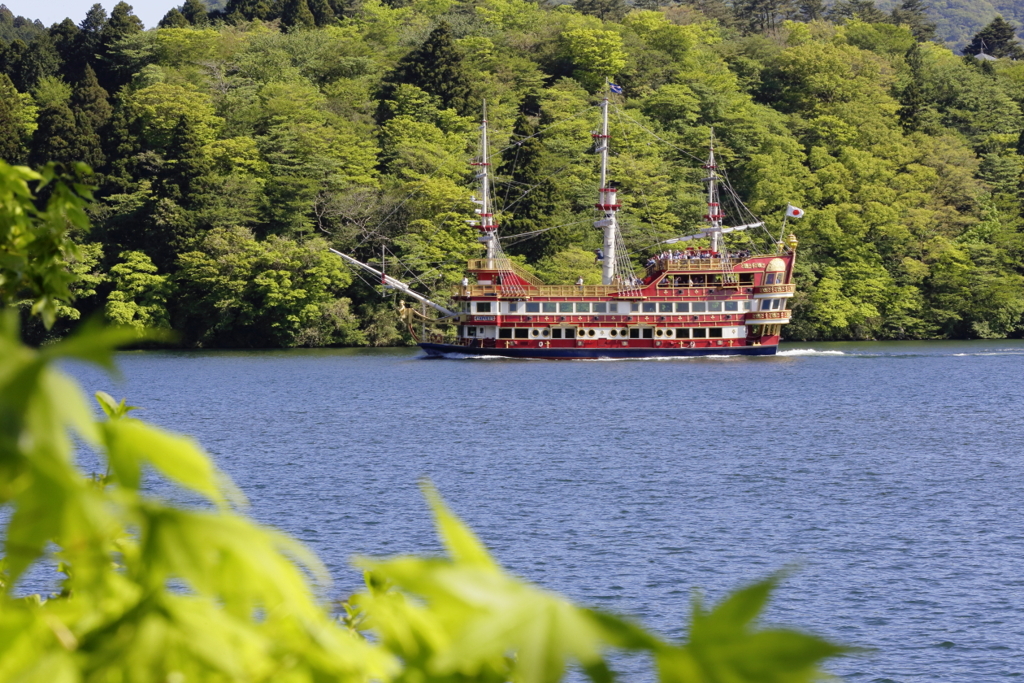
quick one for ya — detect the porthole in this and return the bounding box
[541,329,550,337]
[664,329,674,338]
[655,329,664,337]
[530,328,540,337]
[609,329,618,337]
[587,329,596,337]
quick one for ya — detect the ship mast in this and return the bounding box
[703,131,726,254]
[471,100,498,263]
[594,95,620,286]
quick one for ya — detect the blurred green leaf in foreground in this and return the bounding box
[0,158,850,682]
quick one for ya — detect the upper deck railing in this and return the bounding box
[466,258,545,286]
[458,284,640,298]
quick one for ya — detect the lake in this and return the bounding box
[65,340,1024,682]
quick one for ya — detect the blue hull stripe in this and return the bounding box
[418,343,778,359]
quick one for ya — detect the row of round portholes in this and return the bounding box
[522,328,689,339]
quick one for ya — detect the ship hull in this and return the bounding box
[418,342,777,359]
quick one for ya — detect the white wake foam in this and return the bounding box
[776,348,846,356]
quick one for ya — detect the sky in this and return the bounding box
[3,0,173,29]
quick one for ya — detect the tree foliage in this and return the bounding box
[3,0,1024,343]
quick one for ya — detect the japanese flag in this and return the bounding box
[786,204,804,218]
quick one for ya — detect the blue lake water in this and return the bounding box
[63,341,1024,682]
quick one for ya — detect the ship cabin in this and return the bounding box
[454,246,796,352]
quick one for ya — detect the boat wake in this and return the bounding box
[777,349,846,356]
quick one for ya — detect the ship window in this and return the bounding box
[675,302,689,313]
[708,301,722,312]
[564,328,576,339]
[642,303,656,313]
[525,302,540,313]
[692,302,707,313]
[508,302,519,313]
[772,298,782,310]
[593,302,607,313]
[608,303,619,313]
[709,328,723,338]
[466,327,476,337]
[761,299,773,311]
[659,303,673,313]
[676,327,690,338]
[462,302,471,313]
[692,328,707,338]
[765,273,776,285]
[514,328,529,339]
[576,302,590,313]
[499,328,512,339]
[740,274,754,285]
[725,301,738,312]
[476,302,492,313]
[629,328,640,338]
[631,303,640,312]
[551,328,563,339]
[542,302,556,313]
[559,302,573,313]
[642,328,653,339]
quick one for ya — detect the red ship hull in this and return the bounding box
[419,341,778,359]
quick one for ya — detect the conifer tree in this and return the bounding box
[159,8,191,27]
[0,74,27,163]
[899,43,925,131]
[281,0,316,31]
[181,0,211,26]
[76,3,107,64]
[71,64,112,168]
[308,0,337,26]
[31,99,79,166]
[96,2,144,92]
[798,0,826,21]
[49,18,81,80]
[382,22,472,118]
[574,0,628,21]
[11,34,60,92]
[890,0,937,42]
[964,16,1024,59]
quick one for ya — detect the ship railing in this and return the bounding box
[457,284,643,298]
[466,258,545,286]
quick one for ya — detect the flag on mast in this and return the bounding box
[609,82,624,94]
[785,204,804,218]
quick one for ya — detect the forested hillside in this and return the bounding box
[2,0,1024,345]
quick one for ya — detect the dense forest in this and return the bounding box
[2,0,1024,346]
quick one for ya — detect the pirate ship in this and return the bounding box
[332,93,799,359]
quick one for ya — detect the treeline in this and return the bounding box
[1,0,1024,345]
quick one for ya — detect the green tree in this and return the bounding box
[797,0,826,21]
[70,64,112,169]
[159,8,191,27]
[95,1,145,92]
[964,16,1024,58]
[281,0,317,30]
[573,0,628,21]
[176,227,356,347]
[105,250,172,330]
[308,0,338,26]
[30,98,79,167]
[0,74,28,163]
[380,22,473,119]
[182,0,212,26]
[890,0,937,42]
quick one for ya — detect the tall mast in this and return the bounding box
[471,100,498,262]
[703,130,725,253]
[594,94,619,286]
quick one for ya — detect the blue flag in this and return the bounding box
[609,83,624,94]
